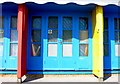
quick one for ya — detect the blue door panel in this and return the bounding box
[27,58,43,70]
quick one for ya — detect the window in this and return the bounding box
[0,16,3,56]
[31,16,41,56]
[63,30,72,42]
[48,16,58,29]
[79,17,88,56]
[114,18,120,56]
[10,16,18,56]
[0,17,3,28]
[63,17,72,29]
[104,18,109,56]
[48,16,58,42]
[32,16,41,29]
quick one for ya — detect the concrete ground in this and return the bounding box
[0,74,119,83]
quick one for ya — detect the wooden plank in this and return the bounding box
[92,6,104,78]
[17,4,28,79]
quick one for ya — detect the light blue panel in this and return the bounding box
[43,16,59,70]
[77,16,92,70]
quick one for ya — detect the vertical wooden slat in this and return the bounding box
[17,4,28,79]
[92,5,104,78]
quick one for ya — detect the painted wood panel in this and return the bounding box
[92,6,104,78]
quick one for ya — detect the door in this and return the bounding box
[27,16,43,70]
[44,15,92,70]
[104,17,120,71]
[0,15,18,70]
[59,16,75,70]
[112,17,120,70]
[0,16,4,69]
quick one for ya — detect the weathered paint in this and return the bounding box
[17,4,28,78]
[92,6,104,78]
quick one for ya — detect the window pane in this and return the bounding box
[0,43,3,56]
[48,44,57,56]
[48,30,58,42]
[48,16,58,29]
[63,44,72,57]
[32,16,41,29]
[79,17,88,30]
[0,17,3,28]
[119,18,120,30]
[104,44,109,56]
[31,30,41,42]
[80,30,88,42]
[115,44,120,56]
[10,30,18,42]
[10,43,18,56]
[115,31,119,43]
[31,44,41,56]
[104,31,108,43]
[63,17,72,29]
[63,30,72,42]
[11,16,17,28]
[0,30,4,42]
[79,44,88,56]
[114,18,120,30]
[104,18,108,29]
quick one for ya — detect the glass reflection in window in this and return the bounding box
[48,16,58,29]
[79,44,88,56]
[32,16,41,29]
[0,17,3,28]
[10,44,18,56]
[63,30,72,42]
[11,16,17,28]
[63,17,72,29]
[32,30,41,42]
[0,30,4,42]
